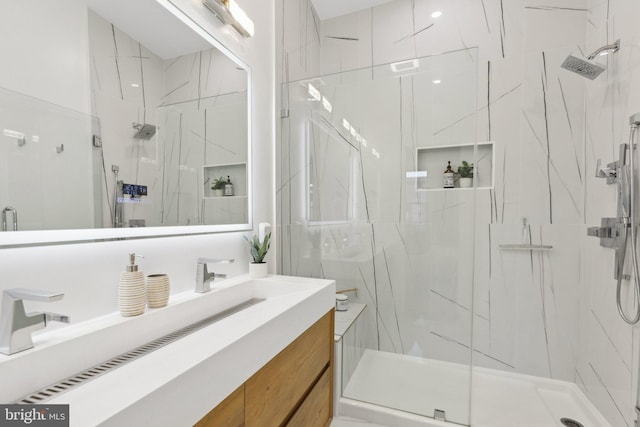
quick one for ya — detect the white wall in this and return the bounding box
[0,0,275,325]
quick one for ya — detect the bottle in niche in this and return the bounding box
[224,175,234,196]
[443,161,455,188]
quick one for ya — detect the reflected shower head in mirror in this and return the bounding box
[560,40,620,80]
[132,123,156,140]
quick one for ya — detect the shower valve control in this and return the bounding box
[587,218,624,249]
[595,159,618,184]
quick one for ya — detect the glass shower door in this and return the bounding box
[280,48,479,425]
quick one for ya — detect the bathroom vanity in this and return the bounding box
[0,275,335,426]
[196,310,333,426]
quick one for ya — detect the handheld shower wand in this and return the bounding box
[616,123,640,325]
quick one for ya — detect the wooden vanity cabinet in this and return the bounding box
[195,384,245,427]
[195,309,334,427]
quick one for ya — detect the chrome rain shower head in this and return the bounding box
[561,40,620,80]
[560,55,606,80]
[132,123,156,140]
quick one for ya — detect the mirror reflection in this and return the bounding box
[0,1,249,234]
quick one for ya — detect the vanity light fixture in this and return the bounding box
[203,0,255,38]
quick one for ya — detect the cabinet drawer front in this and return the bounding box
[195,384,244,427]
[286,368,331,427]
[245,311,332,425]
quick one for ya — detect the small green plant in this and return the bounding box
[457,161,474,178]
[244,232,271,263]
[211,176,226,190]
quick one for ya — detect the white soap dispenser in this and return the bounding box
[118,253,146,317]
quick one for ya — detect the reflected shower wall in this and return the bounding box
[0,86,97,231]
[88,10,248,228]
[280,48,479,425]
[156,91,248,226]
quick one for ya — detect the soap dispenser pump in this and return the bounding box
[118,253,146,317]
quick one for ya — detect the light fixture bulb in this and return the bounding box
[432,79,442,84]
[431,11,442,18]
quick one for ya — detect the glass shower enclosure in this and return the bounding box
[280,48,480,425]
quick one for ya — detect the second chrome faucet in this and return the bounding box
[195,258,234,293]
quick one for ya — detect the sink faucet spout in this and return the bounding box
[0,289,69,355]
[195,259,234,293]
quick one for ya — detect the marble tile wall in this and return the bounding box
[577,1,640,426]
[276,0,636,426]
[89,11,248,228]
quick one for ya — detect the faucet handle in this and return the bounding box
[197,258,235,264]
[5,288,64,302]
[44,312,70,324]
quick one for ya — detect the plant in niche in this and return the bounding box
[211,176,226,190]
[457,161,474,178]
[244,232,271,263]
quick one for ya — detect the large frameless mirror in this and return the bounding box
[0,0,251,247]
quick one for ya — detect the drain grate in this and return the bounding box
[14,298,265,404]
[560,418,584,427]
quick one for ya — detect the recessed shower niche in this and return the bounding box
[415,142,494,190]
[203,163,247,198]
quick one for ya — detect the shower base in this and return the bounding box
[339,350,610,427]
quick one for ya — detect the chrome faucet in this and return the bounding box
[2,206,17,231]
[195,258,234,293]
[0,288,70,355]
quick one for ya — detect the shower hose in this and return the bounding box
[617,125,640,324]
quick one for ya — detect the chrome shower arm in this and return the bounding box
[587,39,620,60]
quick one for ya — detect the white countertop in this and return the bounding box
[1,274,335,426]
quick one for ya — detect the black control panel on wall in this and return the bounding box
[122,183,148,197]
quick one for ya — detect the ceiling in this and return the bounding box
[81,0,212,59]
[310,0,395,20]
